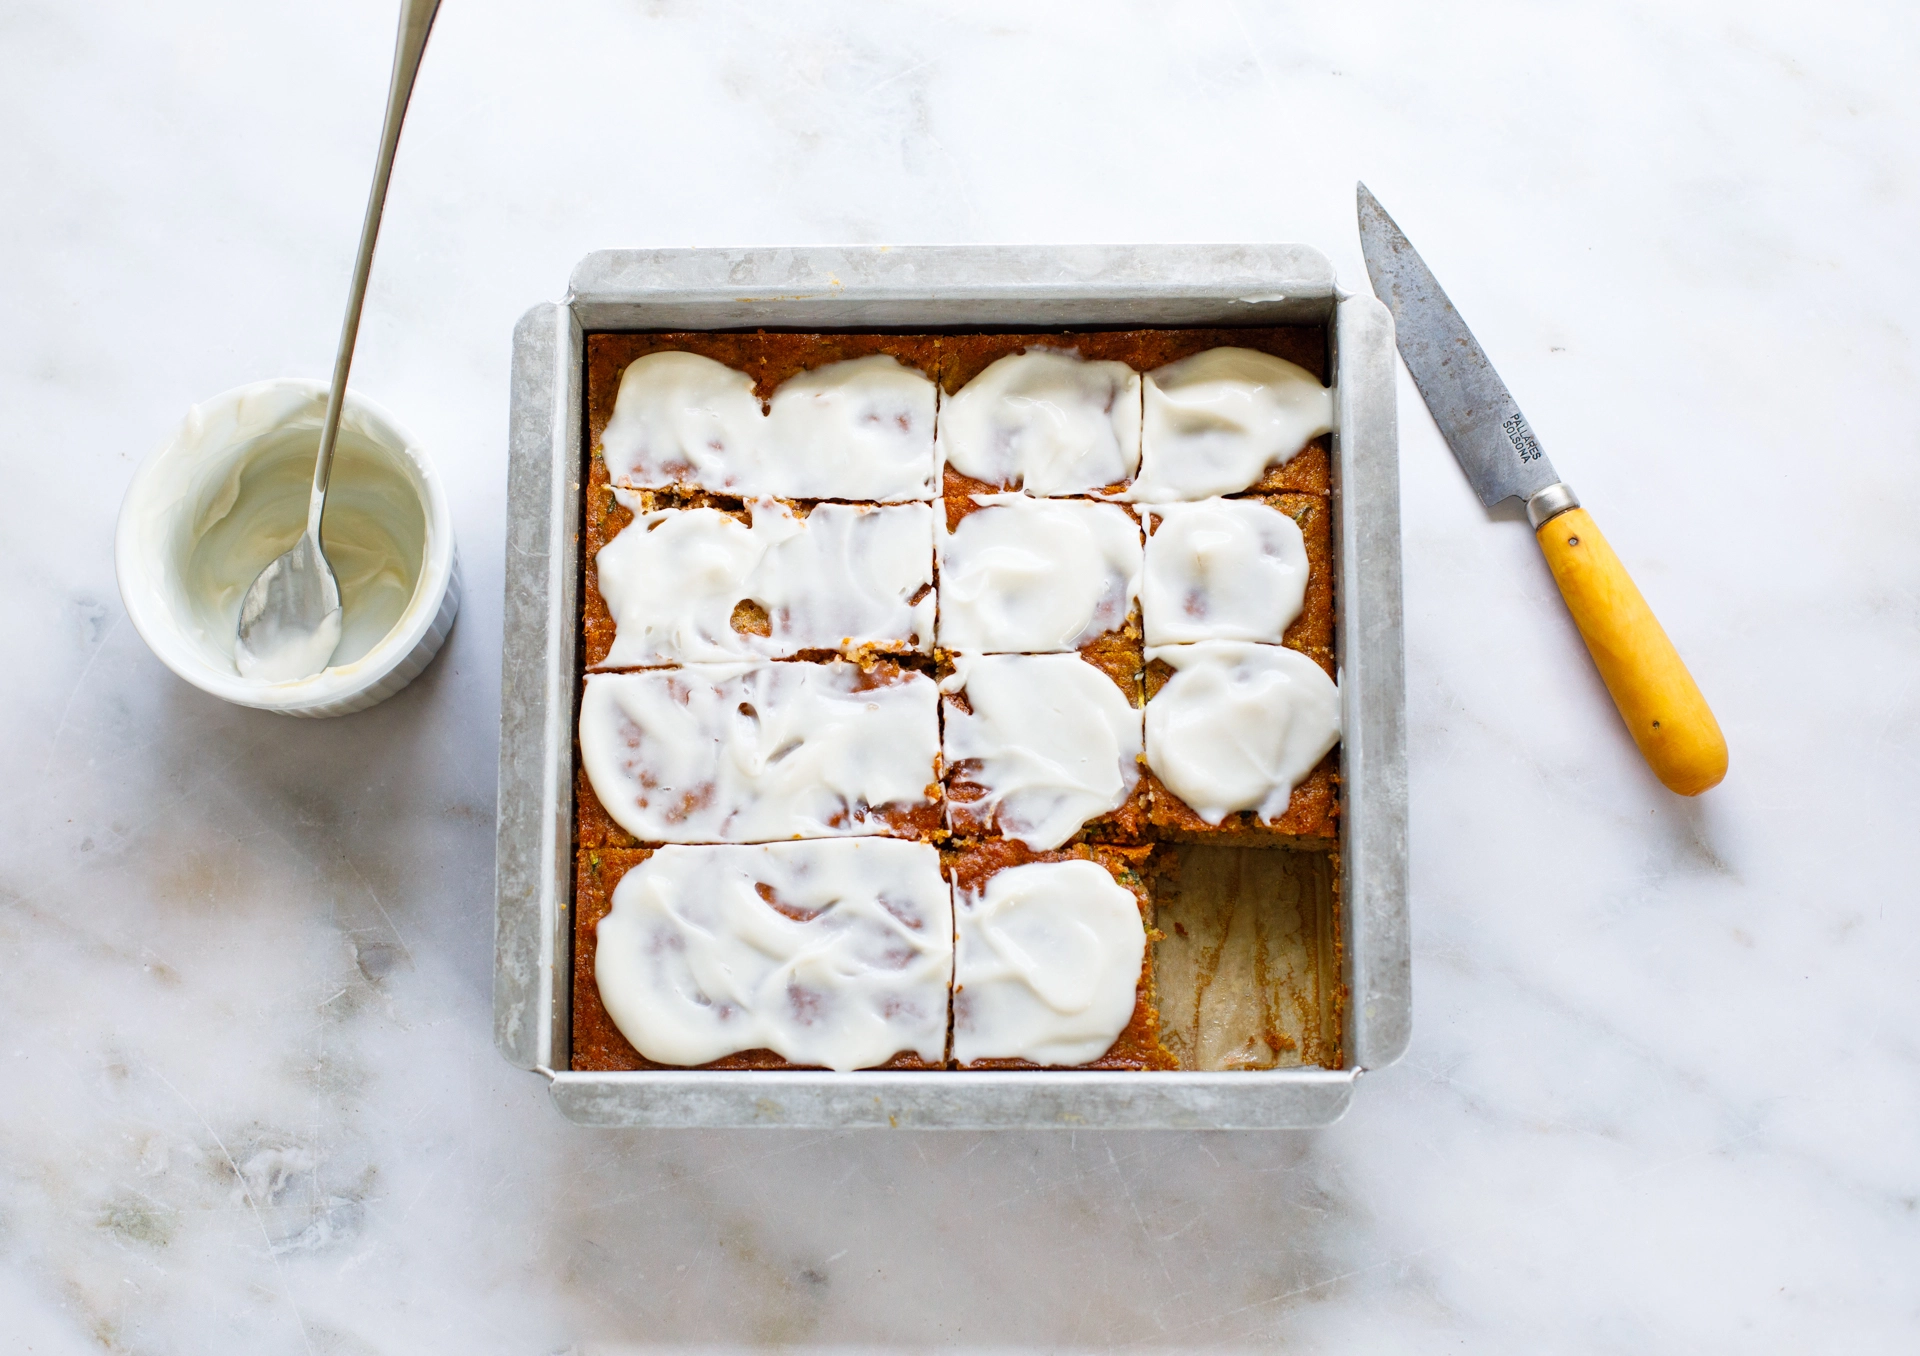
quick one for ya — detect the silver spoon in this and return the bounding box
[236,0,442,682]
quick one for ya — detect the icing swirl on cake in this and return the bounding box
[941,653,1141,851]
[936,349,1141,495]
[936,495,1142,652]
[1144,641,1341,824]
[1126,348,1333,501]
[600,352,936,500]
[594,497,933,666]
[952,859,1145,1066]
[1139,498,1309,645]
[595,841,952,1070]
[763,355,938,499]
[598,351,760,493]
[578,662,939,843]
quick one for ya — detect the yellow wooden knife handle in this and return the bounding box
[1534,505,1728,795]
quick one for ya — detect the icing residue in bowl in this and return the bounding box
[178,425,426,677]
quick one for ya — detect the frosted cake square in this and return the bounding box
[1142,642,1340,848]
[947,840,1172,1070]
[577,660,941,846]
[1139,491,1332,658]
[935,493,1143,656]
[932,327,1333,502]
[1129,347,1333,502]
[598,349,937,501]
[940,651,1146,847]
[935,347,1141,497]
[573,842,951,1072]
[584,491,934,668]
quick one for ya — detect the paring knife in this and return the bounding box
[1356,183,1728,795]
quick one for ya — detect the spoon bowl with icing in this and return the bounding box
[116,378,459,718]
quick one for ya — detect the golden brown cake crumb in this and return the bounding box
[1142,755,1340,849]
[939,463,1000,535]
[573,758,641,851]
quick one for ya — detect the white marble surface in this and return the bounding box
[4,0,1916,1349]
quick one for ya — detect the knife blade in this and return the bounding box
[1357,184,1563,509]
[1356,182,1728,795]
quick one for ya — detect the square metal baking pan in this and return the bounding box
[494,245,1408,1129]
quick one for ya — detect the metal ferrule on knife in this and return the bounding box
[1525,482,1580,530]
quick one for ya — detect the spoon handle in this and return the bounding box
[307,0,443,537]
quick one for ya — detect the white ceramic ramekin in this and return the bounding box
[116,378,460,718]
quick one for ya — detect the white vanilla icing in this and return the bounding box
[594,497,933,666]
[578,662,939,843]
[1127,348,1333,501]
[936,495,1142,652]
[599,351,936,500]
[936,349,1142,495]
[1139,498,1308,645]
[952,859,1145,1067]
[170,414,426,676]
[752,502,934,652]
[1143,641,1341,823]
[762,354,938,499]
[940,653,1141,850]
[599,351,763,494]
[594,500,768,665]
[595,840,951,1071]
